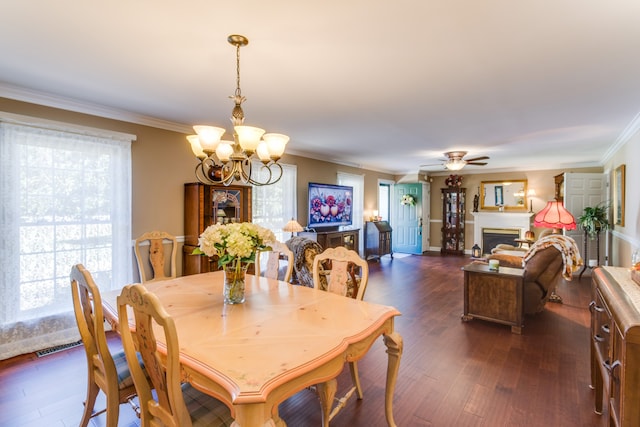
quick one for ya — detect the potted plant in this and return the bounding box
[577,202,610,238]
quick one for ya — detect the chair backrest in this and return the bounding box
[312,246,369,300]
[118,283,191,427]
[70,264,120,398]
[256,240,294,282]
[134,231,177,283]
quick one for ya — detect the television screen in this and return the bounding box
[308,182,353,229]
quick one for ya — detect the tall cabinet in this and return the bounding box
[183,182,252,275]
[441,183,465,255]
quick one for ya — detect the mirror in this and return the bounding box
[480,180,528,210]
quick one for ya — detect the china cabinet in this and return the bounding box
[183,183,252,275]
[441,185,465,255]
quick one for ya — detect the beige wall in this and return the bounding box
[0,97,395,276]
[425,167,605,251]
[2,97,637,270]
[605,133,640,267]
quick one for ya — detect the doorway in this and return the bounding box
[391,183,430,254]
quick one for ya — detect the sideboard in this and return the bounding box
[298,229,359,252]
[591,266,640,426]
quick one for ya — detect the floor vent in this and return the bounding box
[35,340,83,357]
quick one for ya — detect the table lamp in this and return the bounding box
[282,218,303,239]
[527,189,536,213]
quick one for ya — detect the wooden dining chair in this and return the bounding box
[117,283,234,427]
[134,231,177,283]
[311,246,370,425]
[256,240,294,282]
[70,264,139,427]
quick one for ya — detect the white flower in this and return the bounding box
[195,222,276,269]
[401,194,416,206]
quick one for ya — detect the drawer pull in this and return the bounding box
[593,304,605,313]
[604,360,622,374]
[589,301,596,311]
[601,324,610,334]
[594,334,604,343]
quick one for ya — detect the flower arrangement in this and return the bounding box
[194,222,276,303]
[401,194,417,206]
[194,222,276,269]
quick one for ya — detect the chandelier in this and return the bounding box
[186,35,289,186]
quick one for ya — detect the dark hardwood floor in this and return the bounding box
[0,253,607,426]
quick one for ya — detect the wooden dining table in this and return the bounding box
[102,271,403,427]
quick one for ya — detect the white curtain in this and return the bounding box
[0,117,133,359]
[337,172,365,254]
[251,161,297,242]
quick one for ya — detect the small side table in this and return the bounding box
[462,263,525,334]
[514,238,535,249]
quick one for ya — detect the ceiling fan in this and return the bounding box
[421,151,490,171]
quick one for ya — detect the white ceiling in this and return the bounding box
[2,1,640,175]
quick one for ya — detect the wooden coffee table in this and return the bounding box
[461,263,525,334]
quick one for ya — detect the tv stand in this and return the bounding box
[298,229,359,253]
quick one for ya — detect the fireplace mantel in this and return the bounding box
[471,212,534,249]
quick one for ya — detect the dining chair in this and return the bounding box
[134,230,177,283]
[311,246,370,425]
[256,240,294,282]
[117,283,234,427]
[70,264,139,427]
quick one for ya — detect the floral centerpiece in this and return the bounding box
[194,222,276,304]
[401,194,417,206]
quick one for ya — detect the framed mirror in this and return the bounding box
[480,180,528,210]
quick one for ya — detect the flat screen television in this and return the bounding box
[307,182,353,229]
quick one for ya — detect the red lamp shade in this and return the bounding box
[533,200,577,230]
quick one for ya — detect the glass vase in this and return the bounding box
[223,264,248,304]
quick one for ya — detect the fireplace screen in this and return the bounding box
[482,228,520,254]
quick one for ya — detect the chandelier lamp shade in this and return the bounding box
[533,200,577,232]
[186,35,289,186]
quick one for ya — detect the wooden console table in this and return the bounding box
[299,229,359,252]
[591,266,640,426]
[462,263,525,334]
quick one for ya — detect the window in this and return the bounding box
[0,115,133,359]
[251,161,297,242]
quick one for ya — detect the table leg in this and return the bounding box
[383,332,403,427]
[316,379,337,427]
[231,403,278,427]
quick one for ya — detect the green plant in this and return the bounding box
[577,202,610,238]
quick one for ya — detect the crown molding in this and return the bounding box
[0,83,192,134]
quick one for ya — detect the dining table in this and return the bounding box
[102,271,403,427]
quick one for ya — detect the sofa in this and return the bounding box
[486,234,582,314]
[285,236,323,288]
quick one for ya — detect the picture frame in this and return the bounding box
[613,164,625,226]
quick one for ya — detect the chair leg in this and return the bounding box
[316,379,337,427]
[348,361,363,399]
[80,381,99,427]
[105,389,120,427]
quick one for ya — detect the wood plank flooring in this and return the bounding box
[0,253,607,426]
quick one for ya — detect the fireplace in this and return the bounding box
[482,228,520,254]
[471,212,533,255]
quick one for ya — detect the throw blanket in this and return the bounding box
[285,236,323,288]
[523,234,583,280]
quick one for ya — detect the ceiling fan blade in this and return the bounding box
[464,156,490,162]
[466,162,488,166]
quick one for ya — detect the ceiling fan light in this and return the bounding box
[445,159,466,171]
